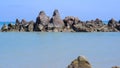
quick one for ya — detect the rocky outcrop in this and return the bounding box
[35,11,50,31]
[112,66,120,68]
[15,19,21,31]
[27,21,34,32]
[50,9,64,29]
[108,18,118,28]
[1,19,35,32]
[107,18,120,32]
[8,23,15,31]
[36,11,50,26]
[1,10,120,32]
[64,16,80,28]
[68,56,92,68]
[1,24,8,32]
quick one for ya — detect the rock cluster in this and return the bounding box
[1,9,120,32]
[112,66,120,68]
[67,56,92,68]
[1,19,35,32]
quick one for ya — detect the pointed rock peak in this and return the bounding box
[111,18,115,21]
[68,56,92,68]
[108,18,117,25]
[95,18,102,23]
[50,9,64,28]
[110,18,117,23]
[16,18,19,22]
[77,56,88,62]
[53,9,60,17]
[39,11,46,15]
[21,19,27,22]
[95,18,100,21]
[16,18,20,24]
[21,19,27,24]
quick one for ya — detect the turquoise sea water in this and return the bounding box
[0,22,15,28]
[0,32,120,68]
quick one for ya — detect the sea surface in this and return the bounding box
[0,32,120,68]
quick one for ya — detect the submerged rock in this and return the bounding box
[68,56,92,68]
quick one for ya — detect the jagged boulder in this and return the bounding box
[19,26,25,32]
[1,24,8,32]
[115,24,120,31]
[27,21,34,32]
[112,66,120,68]
[47,23,54,31]
[36,11,50,26]
[94,18,104,27]
[35,11,49,31]
[108,18,118,28]
[21,19,28,31]
[15,18,20,25]
[86,20,98,28]
[64,16,80,28]
[15,19,21,31]
[107,18,120,31]
[8,23,15,31]
[68,56,92,68]
[21,19,27,25]
[50,9,64,28]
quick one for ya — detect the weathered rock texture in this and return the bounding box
[112,66,120,68]
[50,9,64,28]
[1,10,120,32]
[35,11,50,31]
[67,56,92,68]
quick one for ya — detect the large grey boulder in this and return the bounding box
[36,11,50,26]
[35,11,50,31]
[50,9,64,28]
[21,19,28,31]
[15,19,21,31]
[94,18,104,27]
[27,21,34,32]
[108,18,118,28]
[68,56,92,68]
[64,16,80,28]
[21,19,27,25]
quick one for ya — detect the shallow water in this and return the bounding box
[0,32,120,68]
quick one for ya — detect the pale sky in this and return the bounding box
[0,0,120,21]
